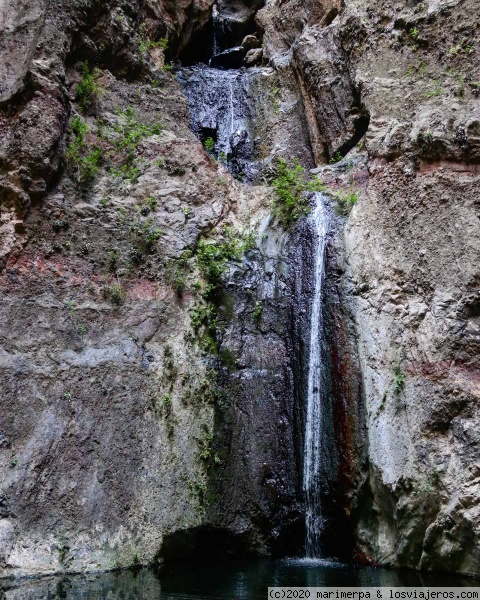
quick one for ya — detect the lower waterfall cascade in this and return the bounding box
[303,194,332,559]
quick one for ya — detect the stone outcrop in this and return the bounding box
[261,0,480,576]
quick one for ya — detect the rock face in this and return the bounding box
[1,0,480,581]
[260,0,480,576]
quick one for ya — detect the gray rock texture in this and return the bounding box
[260,0,480,576]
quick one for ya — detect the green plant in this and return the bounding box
[410,27,419,40]
[65,300,75,315]
[393,366,405,393]
[200,431,213,461]
[417,129,433,145]
[140,196,157,216]
[450,42,462,57]
[76,62,101,112]
[173,269,186,297]
[194,479,208,505]
[9,458,17,469]
[108,250,119,272]
[204,137,215,152]
[197,228,245,289]
[426,80,443,98]
[329,151,343,164]
[138,23,169,56]
[253,300,263,323]
[101,107,163,182]
[271,158,323,228]
[130,218,162,255]
[66,115,102,185]
[132,552,141,567]
[191,304,217,333]
[332,188,358,216]
[160,394,172,415]
[103,282,126,305]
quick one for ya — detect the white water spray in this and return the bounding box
[303,193,332,558]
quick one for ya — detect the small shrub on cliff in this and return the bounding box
[129,218,162,255]
[100,107,162,182]
[138,23,169,56]
[271,159,326,228]
[197,227,245,289]
[204,137,215,153]
[393,366,405,393]
[66,115,102,185]
[332,189,358,216]
[76,62,101,112]
[253,300,263,323]
[329,151,344,164]
[103,282,126,305]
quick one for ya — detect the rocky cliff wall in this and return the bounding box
[259,0,480,576]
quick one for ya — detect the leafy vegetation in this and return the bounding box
[329,151,344,164]
[393,366,406,394]
[204,137,215,153]
[103,282,126,305]
[76,62,101,112]
[96,107,163,182]
[253,300,263,323]
[426,80,443,98]
[197,227,247,291]
[138,23,169,56]
[271,158,326,228]
[332,188,358,216]
[188,226,256,355]
[129,217,162,259]
[66,115,102,185]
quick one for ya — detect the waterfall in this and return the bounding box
[212,3,220,58]
[303,193,332,559]
[177,65,261,181]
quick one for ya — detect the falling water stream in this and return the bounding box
[178,5,334,558]
[177,65,264,181]
[303,194,332,558]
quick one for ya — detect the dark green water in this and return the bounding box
[1,559,476,599]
